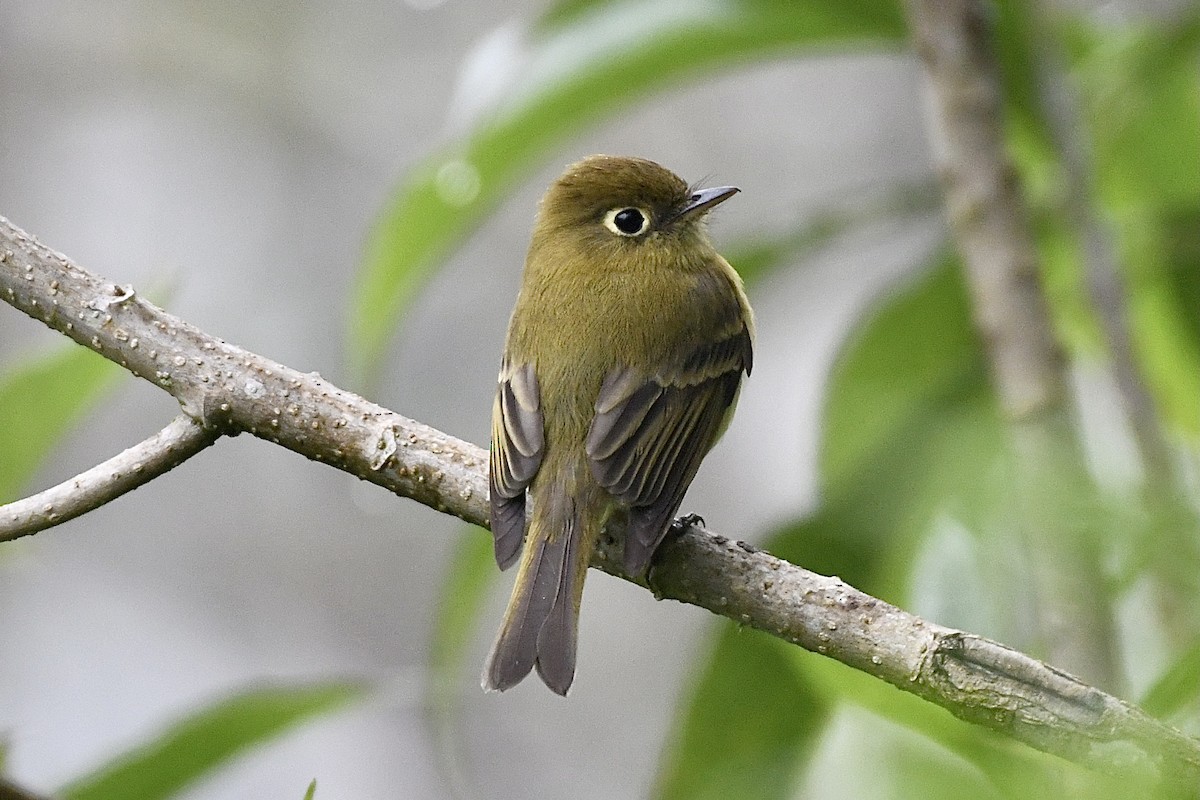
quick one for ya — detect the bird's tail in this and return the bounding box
[482,490,593,696]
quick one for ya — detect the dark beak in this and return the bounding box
[675,185,739,221]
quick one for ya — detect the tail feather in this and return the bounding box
[483,496,591,696]
[535,526,581,694]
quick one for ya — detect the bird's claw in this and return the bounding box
[670,513,706,535]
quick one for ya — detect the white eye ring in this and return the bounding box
[603,207,651,237]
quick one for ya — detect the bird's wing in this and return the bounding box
[489,360,544,569]
[586,323,752,574]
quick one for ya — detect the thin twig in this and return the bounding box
[0,414,217,541]
[2,215,1197,783]
[1027,12,1175,484]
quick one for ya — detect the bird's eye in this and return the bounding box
[603,207,650,237]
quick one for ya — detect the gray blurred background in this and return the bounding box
[0,2,944,797]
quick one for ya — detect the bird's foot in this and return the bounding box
[646,514,707,599]
[669,513,706,536]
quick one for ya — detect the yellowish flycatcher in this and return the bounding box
[485,155,754,695]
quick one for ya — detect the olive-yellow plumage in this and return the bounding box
[485,155,754,695]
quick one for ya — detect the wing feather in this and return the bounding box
[489,361,545,569]
[586,326,752,574]
[586,380,662,463]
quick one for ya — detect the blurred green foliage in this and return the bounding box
[0,349,369,798]
[1058,15,1200,437]
[655,626,829,800]
[0,345,122,503]
[425,524,496,786]
[59,682,362,800]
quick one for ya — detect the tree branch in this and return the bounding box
[905,0,1066,420]
[0,414,217,541]
[2,214,1198,782]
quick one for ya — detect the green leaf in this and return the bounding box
[773,390,1005,606]
[425,527,499,794]
[792,649,1121,799]
[302,778,317,800]
[820,253,985,496]
[1067,16,1200,437]
[1067,16,1200,212]
[427,526,497,704]
[1016,14,1200,437]
[809,245,1117,635]
[1116,214,1200,438]
[1140,638,1200,720]
[653,625,830,800]
[349,0,907,380]
[881,726,1005,800]
[60,682,363,800]
[1162,204,1200,349]
[0,345,123,503]
[788,255,1025,666]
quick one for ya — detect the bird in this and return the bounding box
[484,154,754,695]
